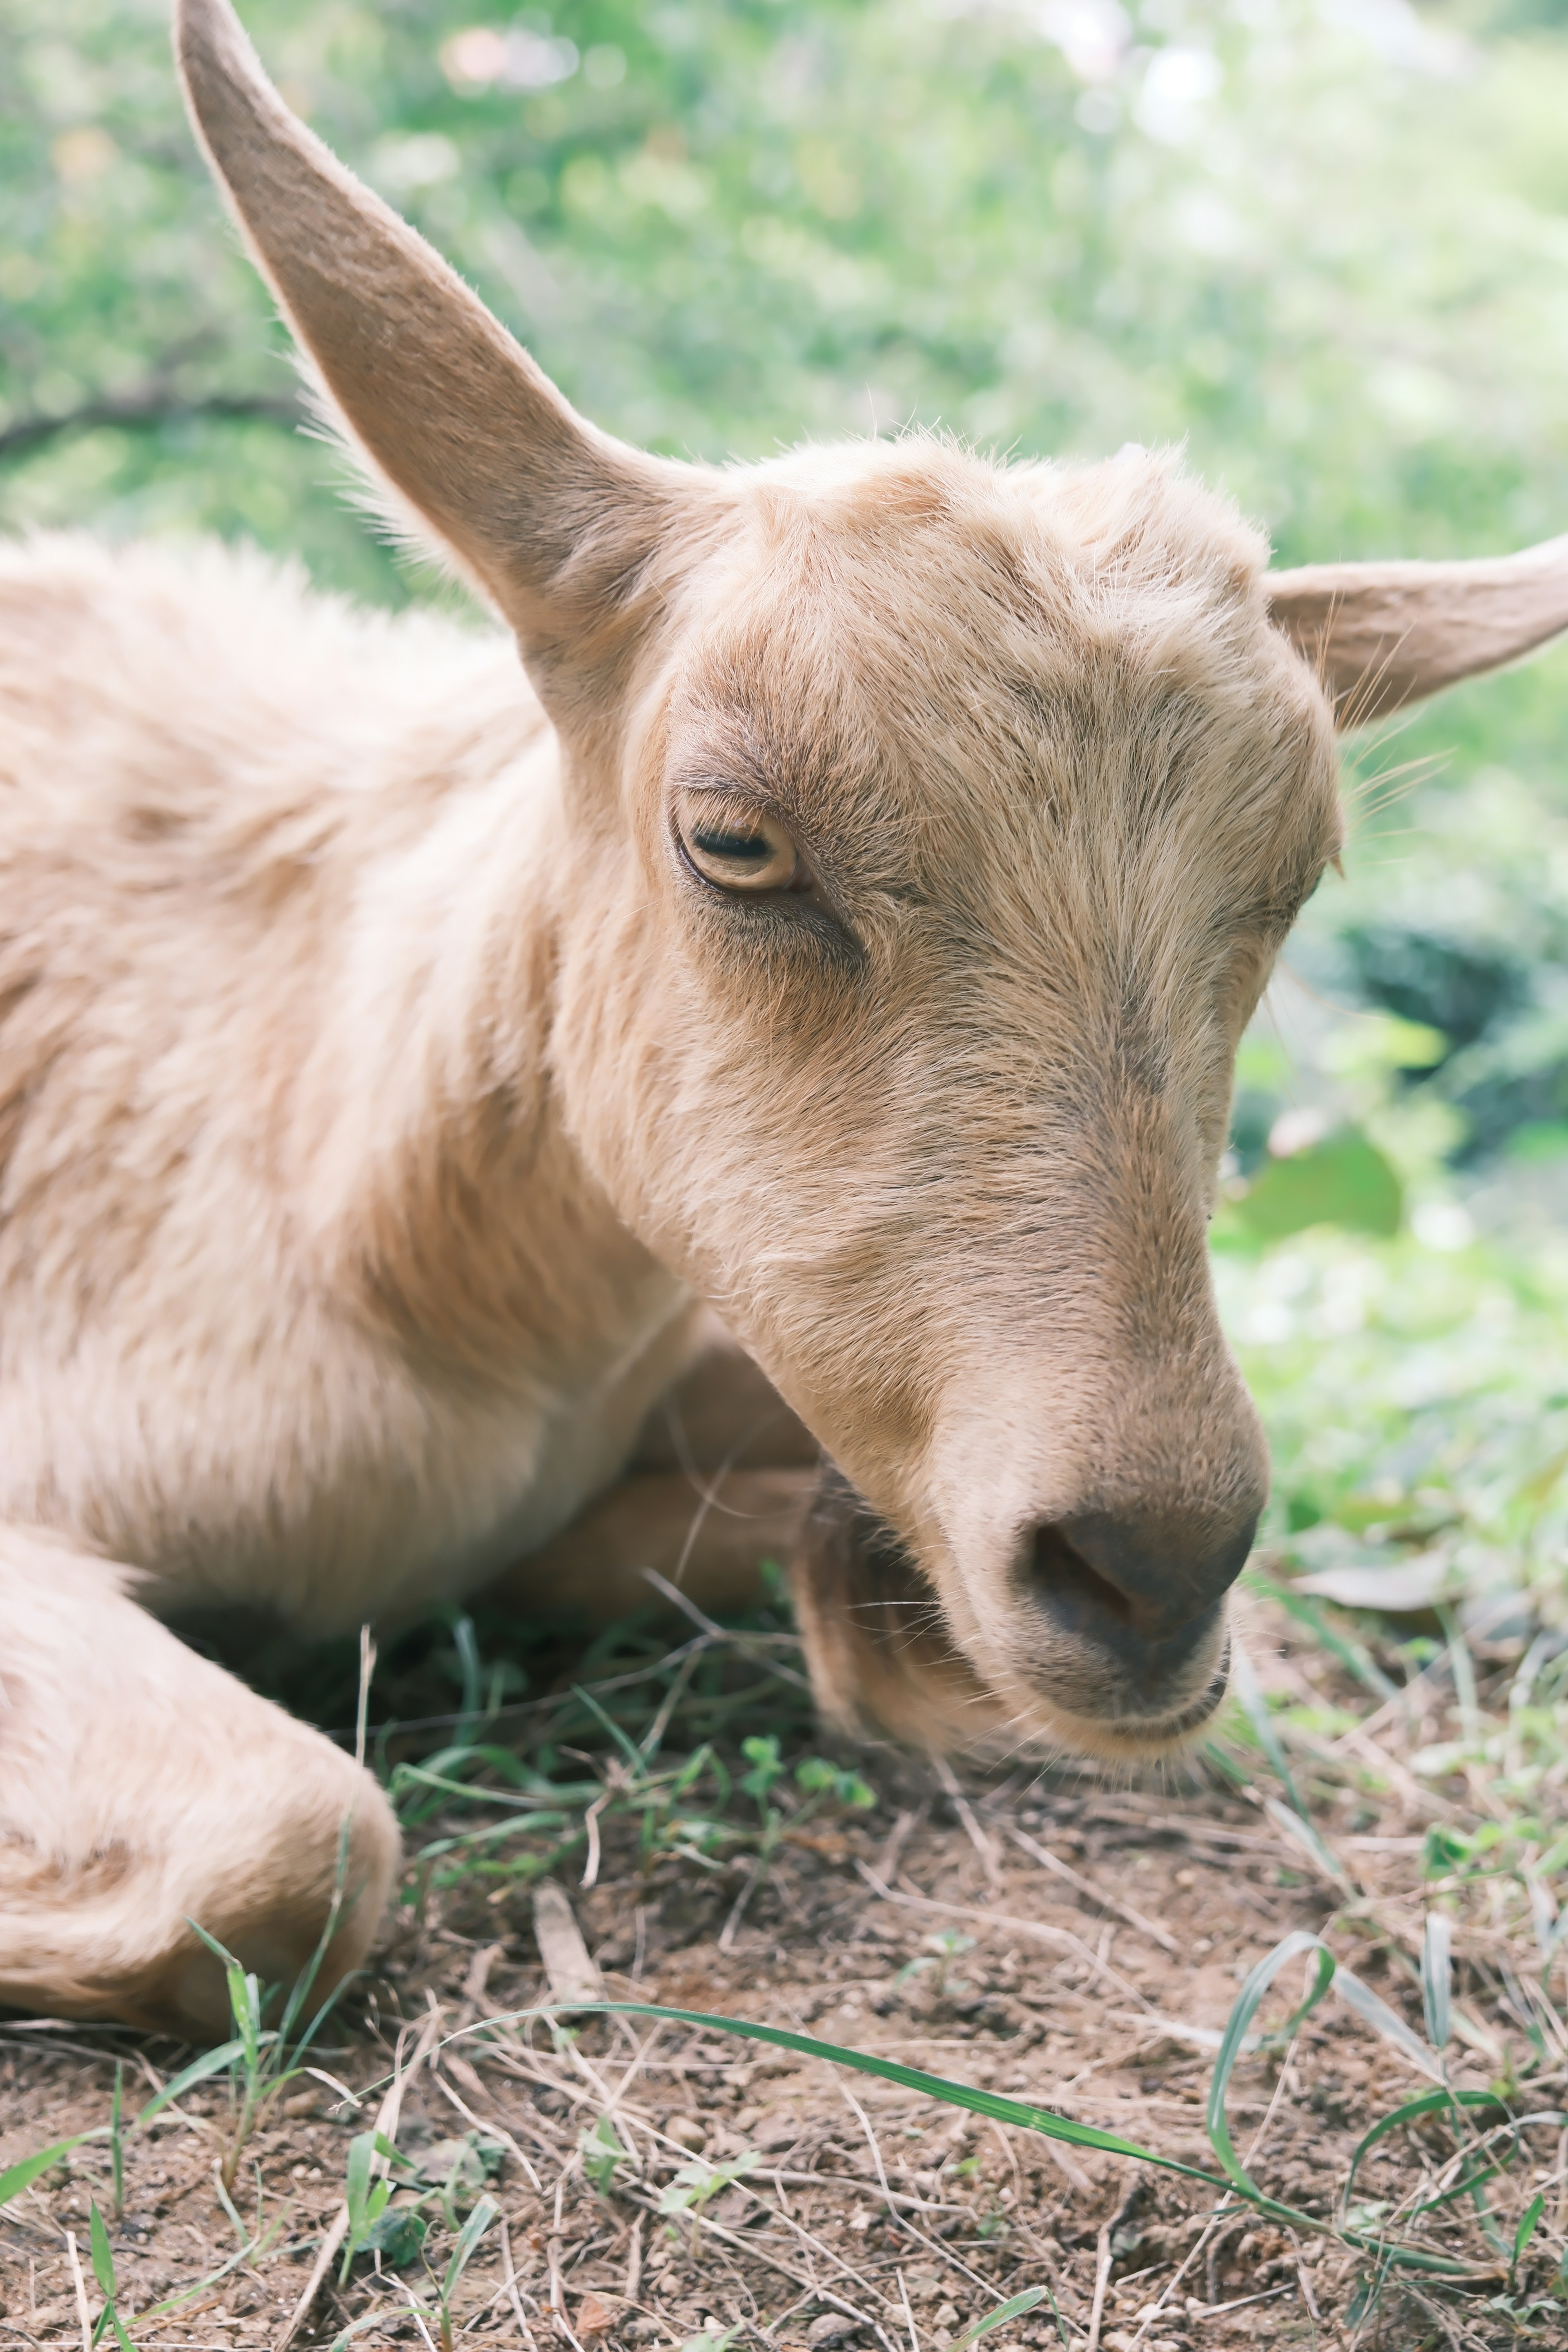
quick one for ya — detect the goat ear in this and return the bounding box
[176,0,699,704]
[1267,534,1568,728]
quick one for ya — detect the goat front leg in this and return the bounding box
[0,1529,399,2039]
[485,1321,819,1622]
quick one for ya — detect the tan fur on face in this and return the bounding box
[1,0,1564,2034]
[542,439,1337,1745]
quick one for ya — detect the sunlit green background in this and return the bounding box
[2,0,1566,1635]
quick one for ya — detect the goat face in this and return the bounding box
[178,0,1568,1755]
[550,440,1339,1753]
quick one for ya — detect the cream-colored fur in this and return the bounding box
[2,0,1565,2037]
[0,1530,396,2036]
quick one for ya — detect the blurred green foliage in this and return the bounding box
[3,6,1568,648]
[1,0,1566,1619]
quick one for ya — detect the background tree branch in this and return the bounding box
[0,387,300,463]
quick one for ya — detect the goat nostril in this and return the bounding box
[1027,1521,1135,1630]
[1023,1503,1257,1650]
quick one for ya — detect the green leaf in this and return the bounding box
[949,2288,1047,2350]
[739,1735,783,1802]
[364,2205,428,2267]
[1423,1824,1472,1879]
[658,2153,759,2214]
[580,2114,629,2194]
[414,2132,505,2191]
[1231,1126,1402,1243]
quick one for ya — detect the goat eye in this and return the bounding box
[676,796,800,894]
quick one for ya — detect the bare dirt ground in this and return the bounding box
[2,1600,1564,2352]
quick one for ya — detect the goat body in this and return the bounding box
[2,0,1566,2037]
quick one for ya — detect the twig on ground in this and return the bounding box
[1085,2223,1112,2352]
[1004,1824,1179,1953]
[276,2205,350,2352]
[933,1758,1003,1892]
[66,2233,91,2352]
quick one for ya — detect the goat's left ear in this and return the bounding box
[1267,534,1568,727]
[176,0,714,716]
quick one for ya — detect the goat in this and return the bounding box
[2,0,1566,2039]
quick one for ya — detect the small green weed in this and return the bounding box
[657,2149,760,2251]
[579,2113,633,2196]
[895,1928,977,1998]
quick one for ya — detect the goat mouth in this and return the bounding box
[1007,1637,1233,1762]
[1133,1639,1232,1737]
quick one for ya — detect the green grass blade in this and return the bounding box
[334,2317,399,2352]
[1332,1964,1444,2081]
[88,2200,116,2299]
[1342,2089,1506,2216]
[329,2318,392,2352]
[949,2288,1046,2348]
[1245,1578,1399,1701]
[87,2203,136,2352]
[1421,1913,1452,2051]
[1262,1797,1354,1895]
[442,2192,499,2299]
[531,2005,1225,2184]
[414,1811,571,1862]
[131,2038,249,2130]
[341,2129,376,2279]
[1206,1931,1334,2218]
[184,1919,262,2063]
[109,2064,123,2221]
[569,1682,649,1777]
[1515,2189,1546,2268]
[446,1609,483,1725]
[0,2134,102,2207]
[96,2305,135,2352]
[1232,1645,1306,1814]
[434,1999,1484,2277]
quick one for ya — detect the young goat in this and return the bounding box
[3,0,1567,2038]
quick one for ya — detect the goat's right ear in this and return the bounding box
[176,0,706,712]
[1267,534,1568,727]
